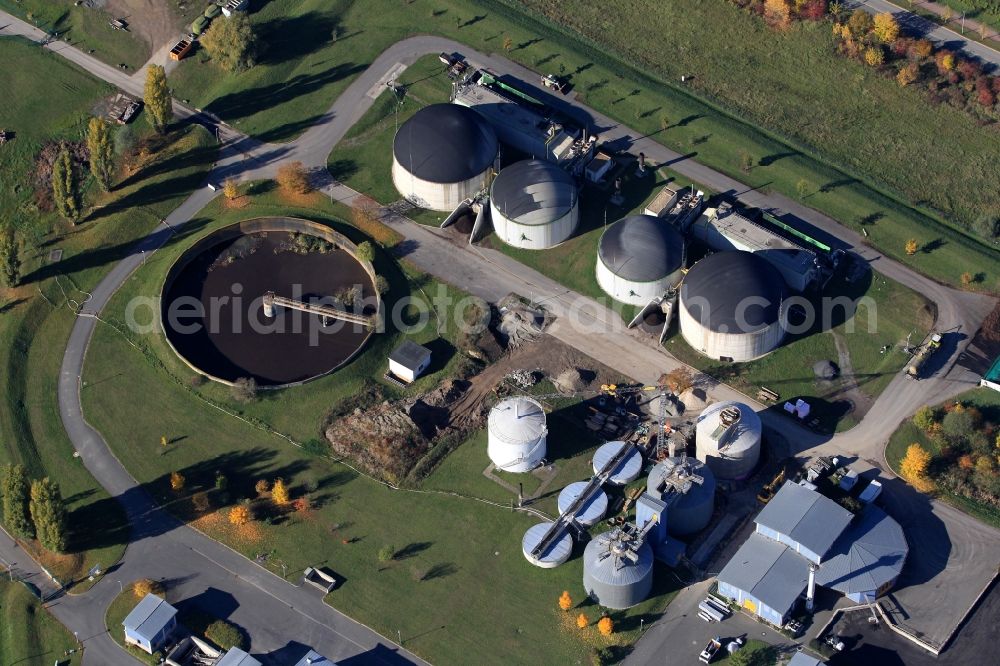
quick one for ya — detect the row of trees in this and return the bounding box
[1,464,69,553]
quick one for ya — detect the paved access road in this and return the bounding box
[850,0,1000,70]
[1,8,997,666]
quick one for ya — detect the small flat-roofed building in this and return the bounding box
[981,356,1000,392]
[754,481,853,564]
[585,151,614,183]
[815,505,908,603]
[293,649,337,666]
[643,185,681,218]
[123,593,178,654]
[716,532,810,626]
[787,652,824,666]
[388,340,432,384]
[215,647,262,666]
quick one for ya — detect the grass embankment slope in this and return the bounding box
[80,187,677,665]
[934,1,1000,32]
[0,580,81,666]
[886,388,1000,528]
[169,0,997,291]
[0,37,217,587]
[0,0,150,69]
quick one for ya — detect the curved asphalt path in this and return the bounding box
[2,10,997,665]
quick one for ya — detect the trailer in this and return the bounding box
[169,38,194,61]
[698,601,726,623]
[541,73,567,93]
[906,333,942,379]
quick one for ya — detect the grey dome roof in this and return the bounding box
[598,215,685,282]
[393,104,498,184]
[491,159,577,226]
[681,251,786,333]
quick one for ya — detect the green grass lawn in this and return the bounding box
[79,186,681,665]
[164,0,998,292]
[886,388,1000,528]
[0,36,217,589]
[0,1,152,69]
[0,580,81,666]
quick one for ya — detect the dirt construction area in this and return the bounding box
[104,0,184,53]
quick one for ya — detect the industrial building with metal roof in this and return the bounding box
[122,593,178,655]
[215,648,263,666]
[754,481,853,564]
[716,532,810,627]
[717,482,908,626]
[815,505,908,602]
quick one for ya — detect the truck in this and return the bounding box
[699,637,722,663]
[541,73,567,93]
[906,333,942,379]
[438,52,468,79]
[169,38,194,61]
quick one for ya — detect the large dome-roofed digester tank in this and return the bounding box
[679,251,788,362]
[596,214,686,306]
[522,521,573,568]
[583,528,655,609]
[557,481,609,528]
[391,103,498,211]
[592,441,643,485]
[646,457,716,536]
[488,396,547,473]
[695,401,762,480]
[490,159,579,249]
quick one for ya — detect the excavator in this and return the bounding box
[757,469,786,504]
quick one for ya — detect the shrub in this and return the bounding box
[205,619,246,650]
[597,615,614,635]
[873,13,899,43]
[170,471,185,491]
[905,238,918,255]
[254,479,270,496]
[865,47,885,67]
[231,377,257,403]
[896,63,919,87]
[576,613,589,628]
[355,241,376,263]
[132,578,164,598]
[276,161,312,195]
[271,478,290,505]
[558,590,573,610]
[378,544,396,562]
[228,505,251,526]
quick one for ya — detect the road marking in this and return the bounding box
[366,62,408,99]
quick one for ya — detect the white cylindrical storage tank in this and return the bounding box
[488,397,547,473]
[489,159,579,249]
[646,457,716,536]
[583,530,654,609]
[679,251,787,362]
[592,441,643,485]
[695,401,762,480]
[557,481,608,527]
[522,521,573,568]
[392,103,498,212]
[596,214,685,306]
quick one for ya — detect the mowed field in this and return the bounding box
[0,37,217,587]
[0,580,80,666]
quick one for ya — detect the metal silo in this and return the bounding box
[592,441,643,485]
[490,159,579,249]
[522,521,573,568]
[391,104,498,211]
[596,215,686,306]
[646,457,716,536]
[679,251,787,362]
[583,527,654,609]
[695,401,762,480]
[558,481,608,528]
[488,397,547,473]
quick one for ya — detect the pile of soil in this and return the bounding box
[553,368,592,394]
[813,360,839,380]
[679,387,709,414]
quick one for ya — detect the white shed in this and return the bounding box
[388,340,432,384]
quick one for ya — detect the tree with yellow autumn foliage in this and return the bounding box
[558,590,573,611]
[254,479,270,496]
[905,239,919,255]
[132,577,164,598]
[900,443,934,492]
[597,615,614,636]
[170,471,185,492]
[765,0,792,25]
[873,13,899,43]
[576,613,589,629]
[272,478,290,505]
[228,505,251,526]
[223,178,239,200]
